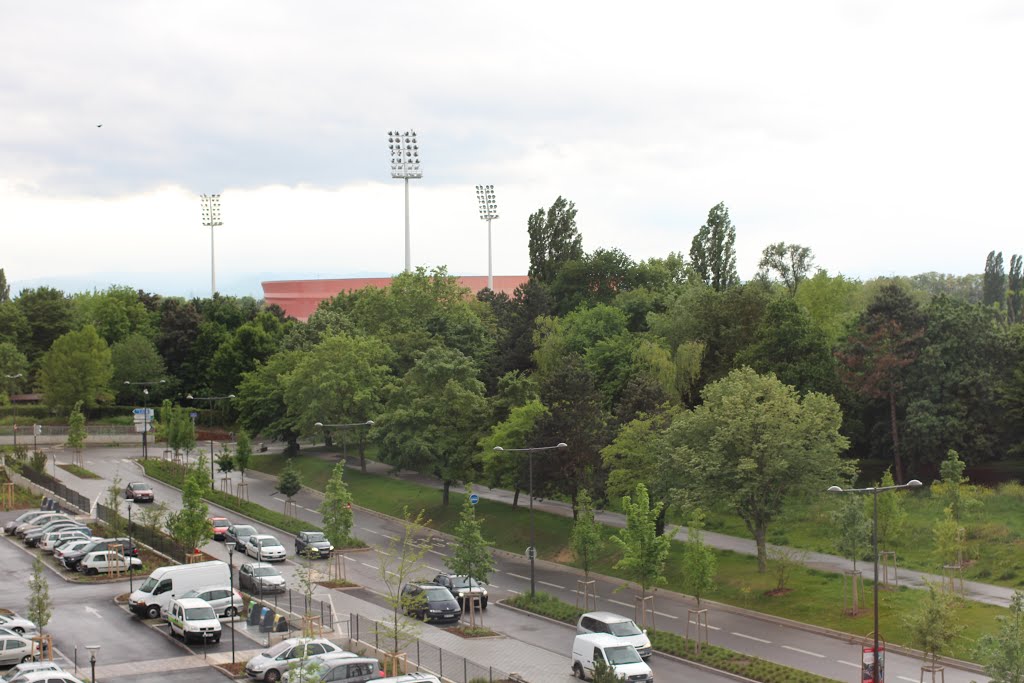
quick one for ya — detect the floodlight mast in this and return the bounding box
[388,130,422,272]
[476,185,499,290]
[200,194,223,296]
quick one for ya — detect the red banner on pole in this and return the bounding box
[862,646,885,683]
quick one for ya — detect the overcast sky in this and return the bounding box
[3,2,1022,298]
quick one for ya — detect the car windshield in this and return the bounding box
[604,645,642,665]
[254,566,280,577]
[260,537,282,548]
[424,587,452,601]
[211,518,228,525]
[451,576,482,589]
[184,606,217,620]
[263,640,296,657]
[305,533,326,542]
[129,483,147,489]
[140,577,158,592]
[608,620,642,637]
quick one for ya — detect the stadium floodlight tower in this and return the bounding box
[388,130,422,272]
[476,185,499,290]
[200,194,223,296]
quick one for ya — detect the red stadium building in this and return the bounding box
[262,275,529,321]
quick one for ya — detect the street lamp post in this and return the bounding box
[313,420,374,463]
[493,442,568,597]
[828,478,922,683]
[86,645,99,683]
[475,185,499,291]
[200,194,223,297]
[124,380,165,460]
[4,373,23,449]
[127,501,134,592]
[226,541,237,665]
[187,394,235,491]
[387,130,422,272]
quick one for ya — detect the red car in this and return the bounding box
[209,516,230,541]
[125,482,154,502]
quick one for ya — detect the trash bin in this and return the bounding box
[259,607,275,632]
[247,601,261,626]
[274,614,289,632]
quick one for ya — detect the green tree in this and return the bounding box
[376,508,430,655]
[235,350,303,449]
[277,459,303,505]
[27,556,52,634]
[39,325,114,412]
[874,468,907,550]
[319,461,354,548]
[527,196,584,285]
[937,449,980,524]
[757,242,815,294]
[984,250,1007,308]
[793,270,864,347]
[0,343,29,393]
[235,429,252,484]
[478,399,548,508]
[168,460,213,559]
[601,411,674,534]
[570,488,604,580]
[0,303,30,351]
[591,659,626,683]
[680,510,717,609]
[66,401,87,460]
[104,475,125,536]
[978,590,1024,682]
[831,495,870,571]
[15,286,73,361]
[689,202,739,292]
[932,506,966,567]
[666,367,853,572]
[905,583,963,667]
[216,444,235,475]
[1009,254,1024,325]
[445,487,496,612]
[110,334,167,404]
[0,268,9,302]
[610,484,670,599]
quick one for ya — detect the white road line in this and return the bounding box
[508,589,521,594]
[382,534,397,542]
[539,581,565,589]
[428,549,445,556]
[781,645,825,658]
[425,566,442,572]
[360,562,377,569]
[655,611,680,620]
[897,677,918,682]
[837,660,860,668]
[488,584,500,589]
[607,599,633,608]
[358,527,382,535]
[686,619,715,628]
[507,573,530,582]
[731,632,770,644]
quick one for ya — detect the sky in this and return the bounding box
[2,1,1022,299]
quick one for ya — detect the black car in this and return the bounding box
[224,524,258,547]
[400,583,461,623]
[61,537,136,571]
[432,573,488,609]
[295,531,334,559]
[125,482,154,502]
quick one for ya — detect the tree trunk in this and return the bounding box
[442,480,451,506]
[754,525,768,573]
[512,487,520,510]
[358,434,367,473]
[655,505,666,538]
[888,390,905,484]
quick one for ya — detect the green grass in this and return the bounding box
[507,592,842,683]
[248,452,1005,662]
[57,463,101,479]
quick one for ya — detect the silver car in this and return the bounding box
[0,662,63,683]
[179,586,244,618]
[0,635,34,666]
[0,615,37,636]
[244,638,345,682]
[239,562,286,594]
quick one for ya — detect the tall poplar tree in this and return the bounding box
[689,202,738,292]
[983,250,1007,308]
[527,196,584,285]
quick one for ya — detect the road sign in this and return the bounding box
[526,546,536,560]
[469,493,479,506]
[190,411,198,419]
[132,408,154,417]
[134,422,154,433]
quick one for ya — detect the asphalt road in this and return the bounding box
[63,446,991,683]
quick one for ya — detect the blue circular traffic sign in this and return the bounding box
[469,493,479,505]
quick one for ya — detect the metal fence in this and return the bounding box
[18,466,91,512]
[95,502,192,561]
[242,584,336,630]
[349,612,514,683]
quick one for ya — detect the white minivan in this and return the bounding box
[165,597,222,644]
[129,561,230,619]
[577,611,653,659]
[570,633,653,682]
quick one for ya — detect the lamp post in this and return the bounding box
[313,420,374,463]
[200,194,222,297]
[86,645,100,683]
[226,540,237,665]
[4,373,23,448]
[492,442,567,597]
[475,185,499,291]
[124,380,165,460]
[187,393,235,491]
[387,130,422,272]
[828,478,922,683]
[127,501,134,592]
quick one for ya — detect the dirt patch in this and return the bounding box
[552,547,575,564]
[763,588,793,597]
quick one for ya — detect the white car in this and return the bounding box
[0,615,37,636]
[39,530,94,554]
[0,662,63,683]
[165,597,222,644]
[0,635,34,666]
[246,534,287,562]
[78,550,143,575]
[53,539,93,563]
[244,638,346,682]
[10,672,85,683]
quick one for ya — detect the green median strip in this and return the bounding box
[57,463,102,479]
[506,592,842,683]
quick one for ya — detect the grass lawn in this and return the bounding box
[249,452,1005,661]
[57,463,101,479]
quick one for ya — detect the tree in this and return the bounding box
[874,468,907,551]
[168,460,213,558]
[610,484,670,599]
[0,268,9,302]
[984,250,1007,308]
[591,660,627,683]
[39,325,114,412]
[680,510,717,609]
[15,286,73,361]
[66,401,87,463]
[445,486,495,620]
[905,583,963,667]
[235,350,302,452]
[527,196,584,285]
[376,508,430,656]
[601,411,674,534]
[666,367,853,572]
[936,449,979,524]
[1009,255,1024,325]
[932,506,966,568]
[978,590,1024,682]
[104,475,125,536]
[277,459,303,508]
[570,488,604,580]
[689,202,739,292]
[0,343,29,393]
[110,334,167,404]
[478,399,548,508]
[831,495,870,571]
[235,429,252,484]
[216,444,235,476]
[319,461,354,548]
[27,556,52,635]
[757,242,815,294]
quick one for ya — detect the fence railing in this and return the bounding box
[95,502,192,561]
[242,584,335,630]
[18,466,91,512]
[349,612,513,683]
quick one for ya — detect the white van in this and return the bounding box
[570,633,653,682]
[165,597,222,643]
[129,560,230,619]
[577,611,653,659]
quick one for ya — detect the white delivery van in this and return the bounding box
[129,560,230,619]
[570,633,653,682]
[165,597,222,643]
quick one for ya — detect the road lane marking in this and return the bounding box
[358,527,383,535]
[607,599,632,608]
[360,562,377,569]
[655,611,679,620]
[428,549,445,556]
[426,565,442,572]
[507,573,530,582]
[539,581,565,589]
[508,589,521,594]
[731,632,770,643]
[897,677,917,682]
[84,606,103,619]
[837,660,860,668]
[781,645,824,658]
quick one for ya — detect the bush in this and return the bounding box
[29,450,47,473]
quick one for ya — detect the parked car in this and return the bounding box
[0,615,37,636]
[431,573,488,610]
[130,561,230,620]
[24,521,85,547]
[245,534,287,562]
[376,675,441,683]
[4,511,50,536]
[124,482,154,502]
[79,550,143,575]
[0,635,34,666]
[15,513,70,538]
[244,638,346,682]
[61,538,136,571]
[165,597,221,643]
[38,530,93,554]
[9,672,85,683]
[400,583,460,623]
[238,562,286,594]
[209,516,230,541]
[179,586,244,618]
[294,531,333,559]
[570,633,652,682]
[281,654,380,683]
[225,524,258,547]
[0,661,63,683]
[577,611,652,659]
[53,539,93,563]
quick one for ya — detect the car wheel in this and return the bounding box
[225,606,238,618]
[482,599,488,610]
[21,654,34,663]
[573,662,586,680]
[264,668,281,683]
[12,626,24,635]
[213,635,221,643]
[146,605,161,620]
[87,567,99,576]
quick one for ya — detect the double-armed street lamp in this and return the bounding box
[124,380,166,459]
[4,373,23,448]
[187,393,235,491]
[827,478,922,683]
[314,420,374,462]
[493,442,568,597]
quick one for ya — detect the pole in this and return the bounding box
[211,221,216,296]
[229,547,236,665]
[128,503,134,592]
[142,390,148,460]
[872,489,879,683]
[529,450,535,598]
[90,652,96,683]
[487,217,493,291]
[404,176,411,272]
[210,438,215,492]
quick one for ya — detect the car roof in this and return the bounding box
[576,632,630,647]
[16,672,83,683]
[175,597,214,608]
[128,482,149,487]
[251,533,278,540]
[245,561,277,569]
[581,611,634,623]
